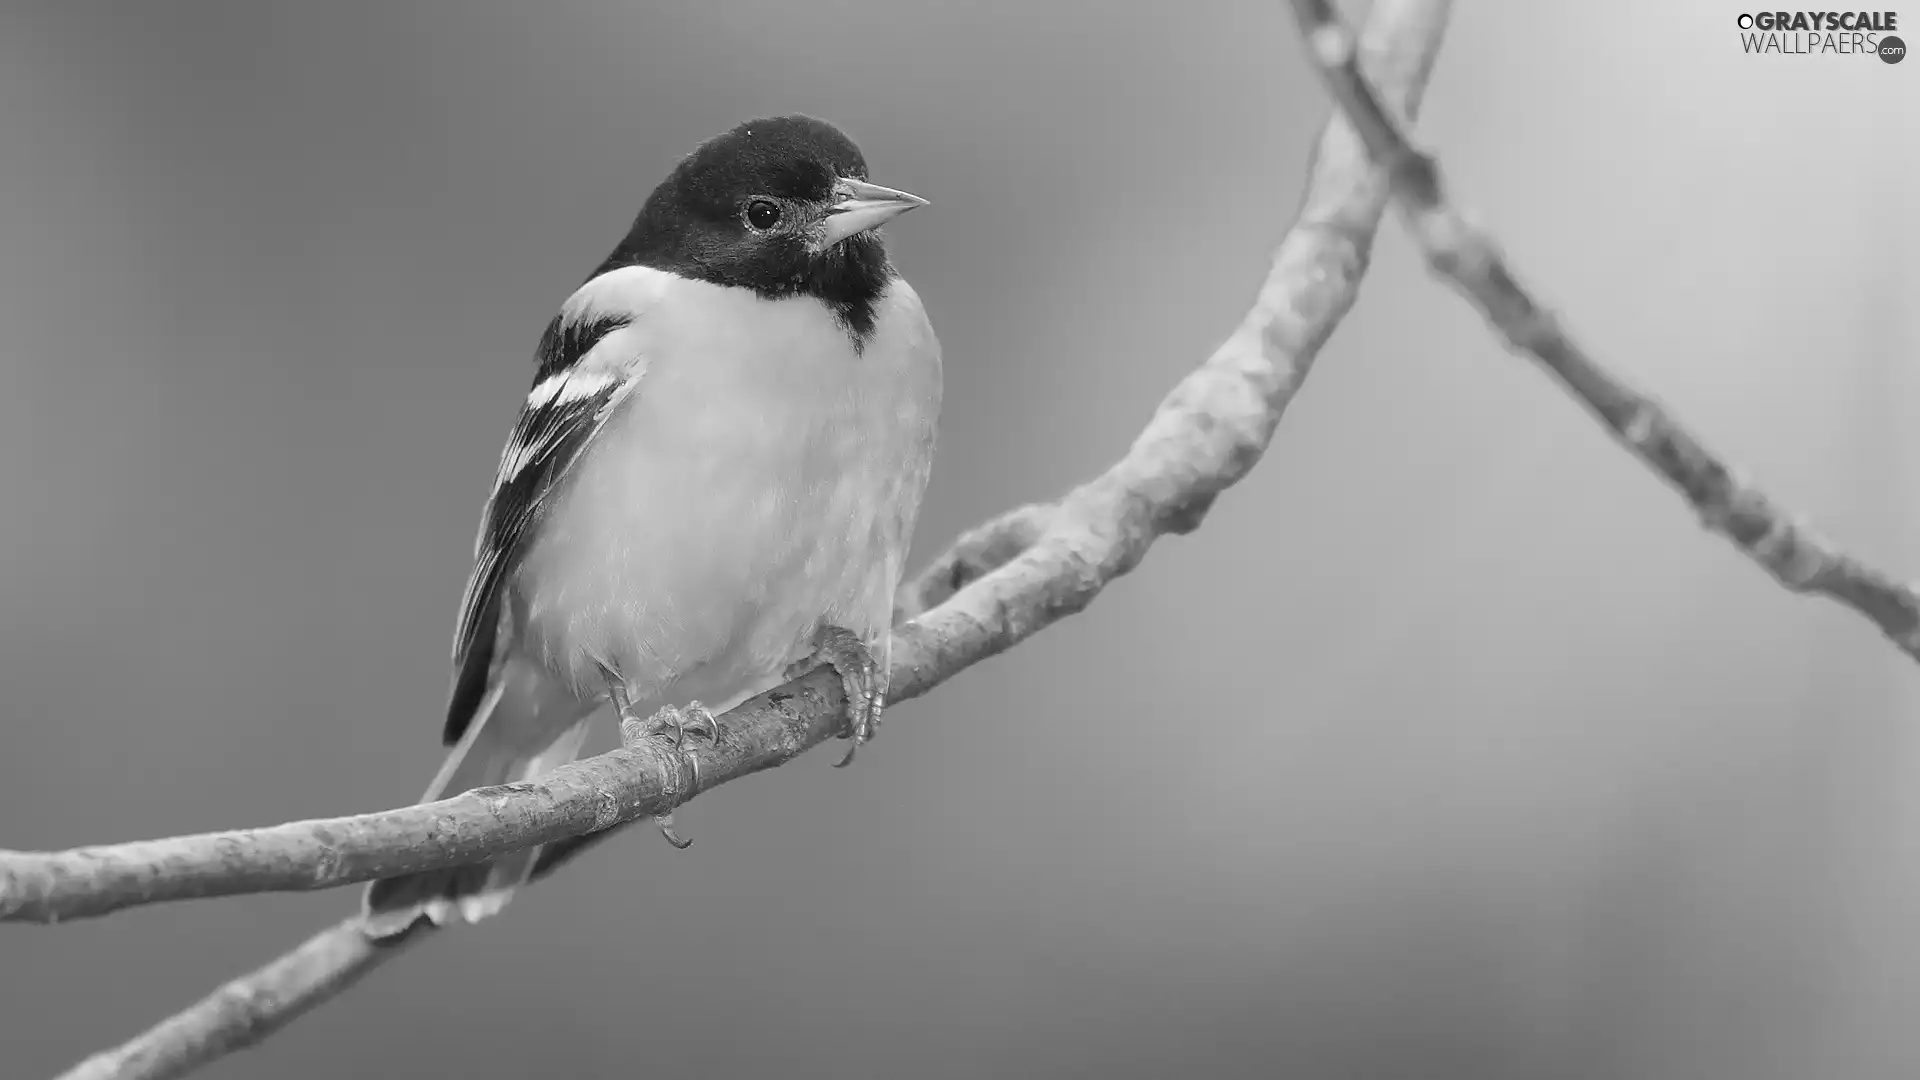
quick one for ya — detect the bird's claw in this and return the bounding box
[614,699,718,850]
[642,700,721,748]
[652,812,693,849]
[794,625,886,768]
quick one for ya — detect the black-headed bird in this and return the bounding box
[362,116,940,937]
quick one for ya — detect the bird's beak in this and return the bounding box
[819,177,928,246]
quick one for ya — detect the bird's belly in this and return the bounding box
[511,329,930,707]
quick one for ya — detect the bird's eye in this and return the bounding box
[746,199,781,230]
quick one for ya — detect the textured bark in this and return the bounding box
[45,2,1462,1076]
[2,670,840,923]
[1290,0,1920,664]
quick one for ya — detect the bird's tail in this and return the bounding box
[361,656,593,938]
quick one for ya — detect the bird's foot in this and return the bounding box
[791,625,886,768]
[641,700,722,748]
[613,699,720,850]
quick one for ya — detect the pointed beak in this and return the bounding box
[818,177,928,246]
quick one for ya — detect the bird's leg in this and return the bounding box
[605,678,717,850]
[788,624,886,768]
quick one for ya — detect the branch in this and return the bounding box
[1288,0,1920,664]
[1,669,847,923]
[45,2,1458,1076]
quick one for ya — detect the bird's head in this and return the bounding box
[606,115,927,317]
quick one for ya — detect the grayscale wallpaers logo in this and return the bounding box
[1736,10,1904,60]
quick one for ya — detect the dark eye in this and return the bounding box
[746,199,781,230]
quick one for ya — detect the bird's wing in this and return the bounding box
[445,266,674,742]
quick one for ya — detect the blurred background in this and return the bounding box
[1,1,1914,1077]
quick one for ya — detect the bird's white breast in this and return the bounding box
[512,267,941,709]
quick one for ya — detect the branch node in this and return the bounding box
[1308,22,1356,67]
[1750,515,1828,590]
[1618,401,1658,449]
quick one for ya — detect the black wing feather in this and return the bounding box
[444,593,499,744]
[534,311,633,383]
[443,311,634,743]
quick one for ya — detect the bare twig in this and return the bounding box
[1288,0,1920,663]
[53,918,406,1080]
[45,2,1457,1077]
[1,669,844,923]
[0,522,1056,929]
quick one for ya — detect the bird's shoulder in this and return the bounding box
[449,265,683,666]
[535,264,682,377]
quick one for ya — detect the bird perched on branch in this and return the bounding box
[362,115,940,938]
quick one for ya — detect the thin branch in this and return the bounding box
[2,513,1062,927]
[46,2,1457,1077]
[52,725,704,1080]
[1,669,845,923]
[53,918,403,1080]
[1288,0,1920,664]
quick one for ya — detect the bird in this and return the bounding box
[361,115,941,938]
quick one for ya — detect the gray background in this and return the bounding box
[2,1,1915,1077]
